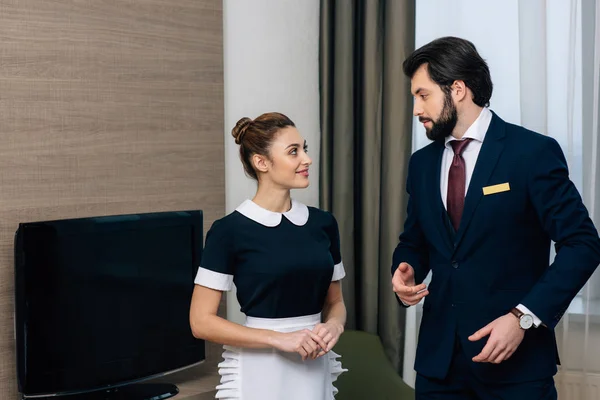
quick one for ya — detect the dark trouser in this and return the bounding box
[415,339,557,400]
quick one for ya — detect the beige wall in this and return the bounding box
[0,1,224,398]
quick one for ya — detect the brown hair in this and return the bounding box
[231,112,296,180]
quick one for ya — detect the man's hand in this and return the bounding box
[468,313,525,364]
[392,262,428,306]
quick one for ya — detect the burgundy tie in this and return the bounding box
[447,139,472,231]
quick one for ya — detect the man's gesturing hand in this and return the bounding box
[392,262,428,306]
[469,313,525,364]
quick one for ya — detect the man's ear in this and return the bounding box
[452,80,468,102]
[252,154,269,174]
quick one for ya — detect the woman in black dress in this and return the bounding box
[189,112,347,399]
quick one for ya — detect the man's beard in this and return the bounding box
[420,92,458,141]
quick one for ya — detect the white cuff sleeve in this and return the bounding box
[517,304,542,327]
[194,267,233,291]
[332,262,346,281]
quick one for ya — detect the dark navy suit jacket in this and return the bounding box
[392,112,600,383]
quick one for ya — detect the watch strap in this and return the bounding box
[510,307,524,320]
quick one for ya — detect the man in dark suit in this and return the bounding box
[391,36,600,399]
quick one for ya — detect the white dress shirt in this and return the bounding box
[439,107,541,327]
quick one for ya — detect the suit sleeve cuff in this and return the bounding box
[517,304,542,327]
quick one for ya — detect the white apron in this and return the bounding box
[214,313,347,399]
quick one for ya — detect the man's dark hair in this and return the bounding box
[403,37,493,107]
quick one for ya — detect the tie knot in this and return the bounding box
[449,138,472,156]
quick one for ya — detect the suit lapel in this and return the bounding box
[453,113,506,251]
[428,140,454,255]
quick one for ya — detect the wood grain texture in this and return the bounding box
[0,0,224,398]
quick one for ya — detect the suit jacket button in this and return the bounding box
[452,261,459,269]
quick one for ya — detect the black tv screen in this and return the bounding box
[14,211,205,398]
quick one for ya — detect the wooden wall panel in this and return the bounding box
[0,1,224,397]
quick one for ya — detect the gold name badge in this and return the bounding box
[482,182,510,195]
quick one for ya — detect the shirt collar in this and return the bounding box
[445,107,492,148]
[235,199,309,227]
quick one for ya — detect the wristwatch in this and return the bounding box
[510,307,534,330]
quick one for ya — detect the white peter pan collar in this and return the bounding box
[236,199,309,227]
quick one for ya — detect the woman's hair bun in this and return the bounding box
[232,117,253,145]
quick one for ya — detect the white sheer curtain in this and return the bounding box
[406,2,600,398]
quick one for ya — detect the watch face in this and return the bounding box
[520,314,534,329]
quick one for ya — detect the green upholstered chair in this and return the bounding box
[333,330,415,400]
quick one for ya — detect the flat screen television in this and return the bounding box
[14,210,205,400]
